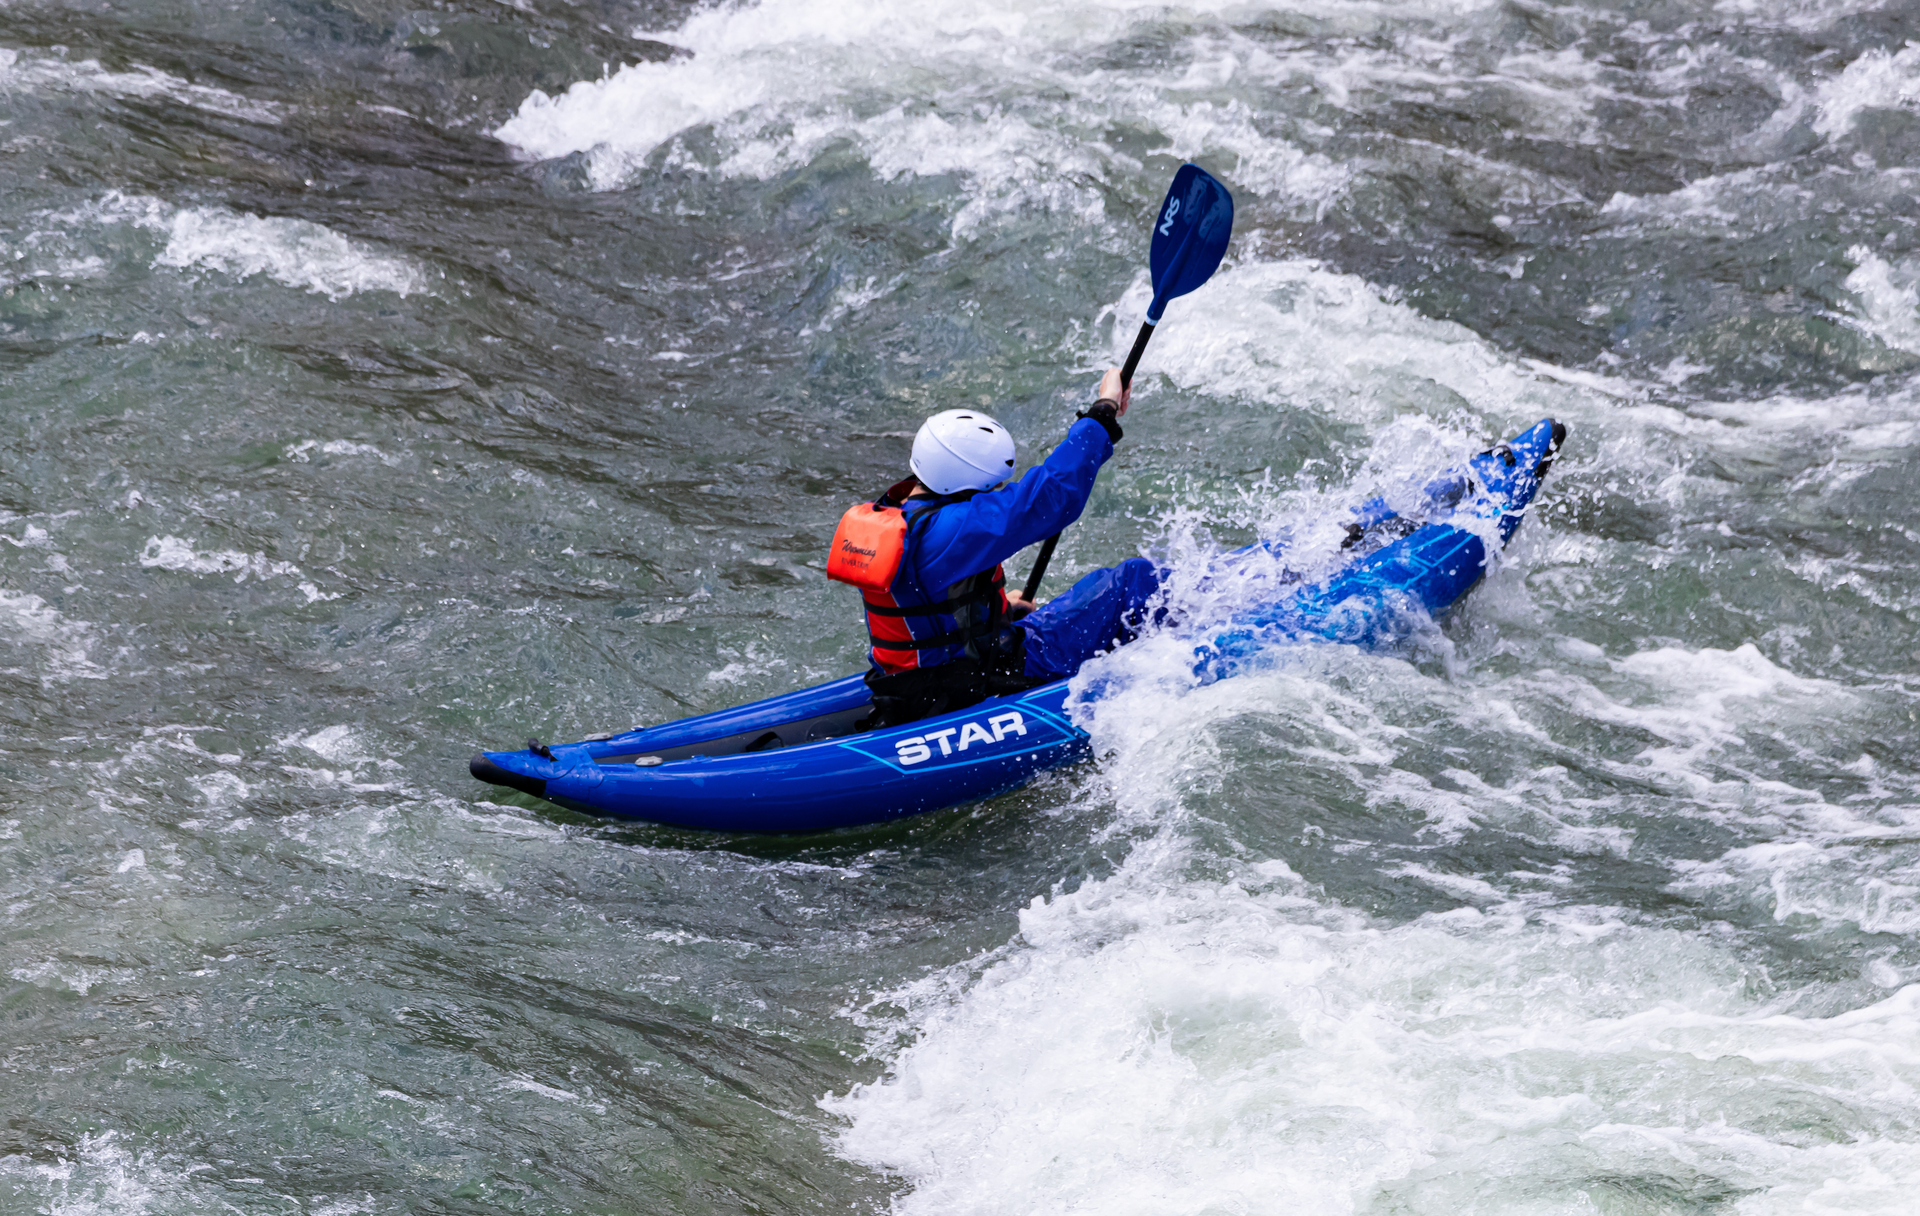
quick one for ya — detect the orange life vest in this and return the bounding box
[827,480,1011,674]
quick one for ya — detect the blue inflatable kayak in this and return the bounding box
[471,418,1566,832]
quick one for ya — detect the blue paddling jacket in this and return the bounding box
[865,417,1116,675]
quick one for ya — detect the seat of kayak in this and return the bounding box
[595,699,876,764]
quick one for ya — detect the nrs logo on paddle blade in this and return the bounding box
[1145,163,1233,324]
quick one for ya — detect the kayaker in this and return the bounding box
[830,368,1164,727]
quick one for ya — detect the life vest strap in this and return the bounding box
[867,626,983,651]
[862,575,1005,618]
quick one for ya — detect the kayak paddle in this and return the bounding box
[1021,163,1235,602]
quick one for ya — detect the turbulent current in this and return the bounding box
[7,0,1920,1211]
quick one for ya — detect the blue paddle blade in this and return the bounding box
[1146,164,1234,323]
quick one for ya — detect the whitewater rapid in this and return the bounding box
[6,0,1920,1210]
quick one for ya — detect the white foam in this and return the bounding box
[828,834,1920,1214]
[1713,0,1893,31]
[798,273,905,335]
[1598,165,1821,242]
[1684,839,1920,936]
[1581,643,1855,798]
[138,535,299,582]
[42,192,424,302]
[499,1076,607,1111]
[491,0,1852,249]
[0,46,277,123]
[824,453,1917,1206]
[9,957,137,997]
[155,208,423,301]
[280,725,371,765]
[1681,374,1920,466]
[1081,258,1613,500]
[137,535,345,603]
[285,439,394,463]
[493,0,1352,234]
[275,799,512,894]
[704,640,791,685]
[0,588,106,685]
[1843,246,1920,356]
[192,770,252,812]
[1813,42,1920,140]
[0,1134,166,1216]
[0,1130,371,1216]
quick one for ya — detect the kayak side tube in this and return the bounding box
[471,678,1090,833]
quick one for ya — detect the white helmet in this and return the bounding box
[911,410,1017,495]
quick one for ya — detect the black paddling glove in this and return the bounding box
[1077,398,1124,444]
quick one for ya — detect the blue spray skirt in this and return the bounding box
[471,418,1566,833]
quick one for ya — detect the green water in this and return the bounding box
[7,0,1920,1211]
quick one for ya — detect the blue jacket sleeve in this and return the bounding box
[905,417,1115,591]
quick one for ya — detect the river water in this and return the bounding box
[6,0,1920,1211]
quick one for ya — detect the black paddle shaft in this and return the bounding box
[1019,320,1157,602]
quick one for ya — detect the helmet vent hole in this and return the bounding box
[979,426,994,433]
[1005,459,1014,466]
